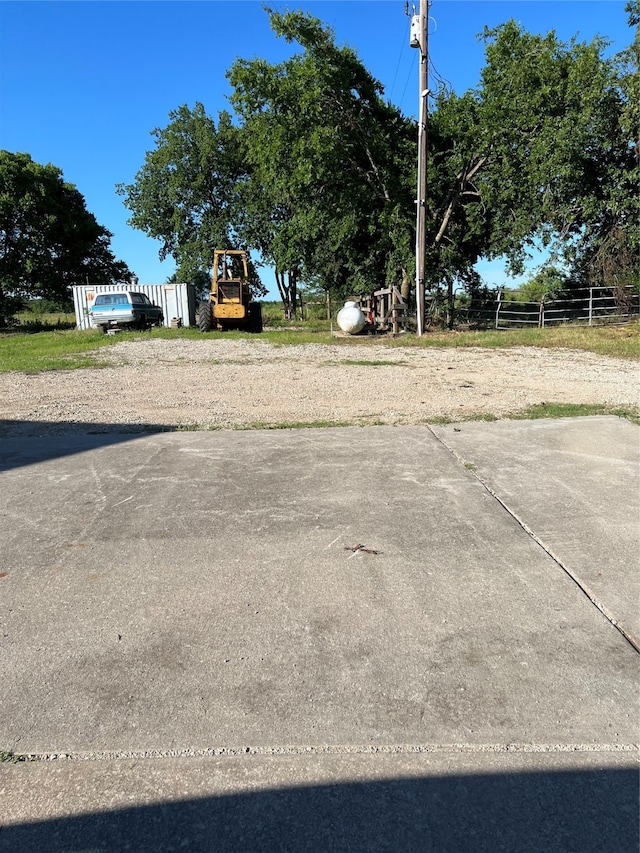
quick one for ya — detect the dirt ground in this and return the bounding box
[0,337,638,435]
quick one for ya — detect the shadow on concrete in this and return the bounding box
[1,766,637,853]
[0,420,179,473]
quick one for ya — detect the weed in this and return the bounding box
[0,750,31,763]
[426,413,498,426]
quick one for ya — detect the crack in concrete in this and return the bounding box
[426,425,640,655]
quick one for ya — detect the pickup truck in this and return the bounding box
[90,291,164,332]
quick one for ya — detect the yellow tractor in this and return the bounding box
[198,249,262,333]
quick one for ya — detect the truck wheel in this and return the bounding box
[198,301,213,333]
[249,302,263,333]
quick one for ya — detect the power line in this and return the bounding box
[429,57,452,98]
[399,57,416,113]
[389,14,411,103]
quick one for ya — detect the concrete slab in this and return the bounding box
[431,416,640,646]
[0,421,638,849]
[1,751,638,852]
[1,425,637,753]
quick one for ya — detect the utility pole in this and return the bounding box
[411,0,429,336]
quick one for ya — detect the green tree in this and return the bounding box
[428,17,639,294]
[117,104,266,290]
[120,8,637,326]
[517,266,568,303]
[166,269,212,302]
[577,0,639,288]
[167,261,265,303]
[227,8,416,315]
[0,151,130,318]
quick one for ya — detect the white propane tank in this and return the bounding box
[337,301,366,335]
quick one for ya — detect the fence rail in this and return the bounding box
[457,286,639,330]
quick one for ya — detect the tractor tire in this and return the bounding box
[249,302,263,334]
[198,301,213,333]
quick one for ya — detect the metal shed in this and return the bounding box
[73,282,197,330]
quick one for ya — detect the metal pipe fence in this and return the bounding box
[456,286,639,330]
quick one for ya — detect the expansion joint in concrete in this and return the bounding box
[8,743,640,763]
[426,426,640,655]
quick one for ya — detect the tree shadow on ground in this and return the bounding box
[0,766,637,853]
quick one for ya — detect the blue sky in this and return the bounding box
[0,0,633,295]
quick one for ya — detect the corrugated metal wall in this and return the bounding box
[73,283,197,330]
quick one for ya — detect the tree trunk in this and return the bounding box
[447,279,455,330]
[275,269,298,320]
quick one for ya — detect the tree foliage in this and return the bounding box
[227,8,416,312]
[0,151,130,316]
[117,104,265,291]
[517,266,569,303]
[428,15,639,291]
[580,0,639,287]
[120,6,638,318]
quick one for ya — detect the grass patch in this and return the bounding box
[320,358,409,367]
[427,413,499,425]
[0,329,118,373]
[427,404,639,426]
[152,326,336,346]
[262,322,639,359]
[386,323,640,359]
[11,311,76,330]
[508,402,640,424]
[0,322,637,374]
[265,318,332,332]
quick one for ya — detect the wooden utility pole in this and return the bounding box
[414,0,429,335]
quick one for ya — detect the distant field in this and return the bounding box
[10,311,76,329]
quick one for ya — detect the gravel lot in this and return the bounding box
[1,338,638,435]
